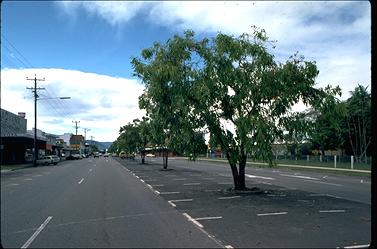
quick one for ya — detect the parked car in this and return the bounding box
[146,153,155,157]
[66,154,82,160]
[93,152,100,158]
[104,153,110,157]
[37,155,60,165]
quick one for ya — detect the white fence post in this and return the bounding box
[320,155,322,162]
[351,156,354,169]
[334,155,337,168]
[307,155,309,161]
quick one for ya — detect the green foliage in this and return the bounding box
[131,27,339,190]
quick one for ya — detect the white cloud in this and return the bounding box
[1,68,145,142]
[57,1,370,100]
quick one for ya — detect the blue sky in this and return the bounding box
[1,1,371,142]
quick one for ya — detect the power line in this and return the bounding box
[1,34,34,67]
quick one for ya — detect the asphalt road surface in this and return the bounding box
[1,156,371,248]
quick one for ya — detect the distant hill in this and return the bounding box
[87,140,112,151]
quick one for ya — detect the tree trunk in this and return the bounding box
[237,157,247,190]
[163,148,168,169]
[230,164,240,190]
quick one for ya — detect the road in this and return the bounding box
[1,157,222,248]
[1,156,371,248]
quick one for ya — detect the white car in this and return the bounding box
[146,153,155,157]
[37,155,60,165]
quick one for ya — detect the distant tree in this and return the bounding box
[132,28,338,190]
[344,85,371,162]
[308,89,346,157]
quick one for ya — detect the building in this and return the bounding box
[0,109,46,164]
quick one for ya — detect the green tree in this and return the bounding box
[308,89,346,157]
[345,85,371,162]
[132,28,338,190]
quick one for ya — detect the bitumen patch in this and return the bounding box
[114,157,371,248]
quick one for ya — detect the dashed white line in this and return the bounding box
[167,201,176,207]
[151,184,164,187]
[202,177,214,180]
[194,216,222,221]
[246,174,275,180]
[159,191,180,195]
[218,196,240,200]
[342,244,370,249]
[169,199,193,203]
[24,178,33,181]
[182,213,203,228]
[21,216,53,248]
[257,212,287,216]
[183,183,201,186]
[319,210,345,213]
[280,174,319,180]
[140,179,145,183]
[9,183,20,186]
[78,178,84,184]
[172,178,187,181]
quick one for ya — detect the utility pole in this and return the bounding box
[26,74,45,167]
[90,135,94,154]
[83,128,90,155]
[72,120,80,135]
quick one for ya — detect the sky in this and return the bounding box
[1,1,371,142]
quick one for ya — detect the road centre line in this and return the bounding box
[319,210,345,213]
[303,179,342,186]
[21,216,53,248]
[183,183,201,185]
[218,196,240,200]
[257,212,287,216]
[246,174,275,180]
[280,174,319,180]
[78,178,84,184]
[194,216,222,221]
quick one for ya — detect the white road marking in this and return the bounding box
[169,199,193,202]
[323,175,328,179]
[140,179,145,183]
[257,212,287,216]
[218,196,240,200]
[24,178,33,181]
[183,183,201,186]
[202,177,214,180]
[182,213,203,228]
[360,179,363,183]
[343,244,370,249]
[319,210,345,213]
[267,194,286,197]
[135,176,140,179]
[9,183,20,186]
[151,184,164,187]
[225,245,234,249]
[34,175,43,177]
[167,201,176,207]
[89,169,92,172]
[154,190,160,195]
[159,191,180,195]
[172,178,187,181]
[246,174,275,180]
[280,174,319,180]
[78,178,84,184]
[21,216,53,248]
[303,179,342,186]
[194,216,222,221]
